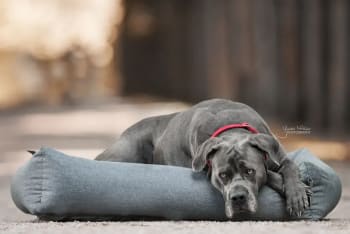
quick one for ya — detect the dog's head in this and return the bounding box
[192,133,280,219]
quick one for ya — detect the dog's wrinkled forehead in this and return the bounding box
[213,136,265,167]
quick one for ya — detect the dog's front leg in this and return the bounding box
[278,158,312,216]
[266,170,284,195]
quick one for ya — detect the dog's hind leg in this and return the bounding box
[95,136,152,163]
[95,114,176,163]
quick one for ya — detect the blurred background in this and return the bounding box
[0,0,349,222]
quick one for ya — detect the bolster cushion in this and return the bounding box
[11,148,341,221]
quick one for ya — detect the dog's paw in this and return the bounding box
[285,181,312,217]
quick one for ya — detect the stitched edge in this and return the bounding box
[32,148,45,213]
[294,149,316,220]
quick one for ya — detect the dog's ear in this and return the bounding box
[249,133,284,168]
[192,137,222,172]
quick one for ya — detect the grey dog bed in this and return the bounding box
[11,147,341,221]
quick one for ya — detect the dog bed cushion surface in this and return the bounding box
[11,147,341,221]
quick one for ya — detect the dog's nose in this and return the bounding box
[230,189,248,205]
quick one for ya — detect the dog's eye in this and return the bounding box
[219,172,229,180]
[245,168,255,176]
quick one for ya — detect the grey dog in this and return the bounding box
[96,99,310,218]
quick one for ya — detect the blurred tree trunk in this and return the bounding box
[299,0,325,130]
[276,0,300,122]
[202,0,233,99]
[227,0,255,104]
[253,0,279,116]
[328,0,348,135]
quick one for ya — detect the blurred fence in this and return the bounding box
[119,0,349,135]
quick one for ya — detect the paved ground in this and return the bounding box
[0,98,349,233]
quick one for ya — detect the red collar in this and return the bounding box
[207,122,266,169]
[211,122,258,138]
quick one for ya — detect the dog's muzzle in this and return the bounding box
[230,186,249,207]
[225,185,257,218]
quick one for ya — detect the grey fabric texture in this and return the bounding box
[11,148,341,221]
